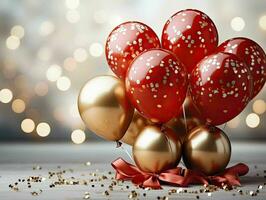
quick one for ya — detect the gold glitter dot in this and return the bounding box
[85,161,91,166]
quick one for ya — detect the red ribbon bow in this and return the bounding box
[111,158,249,189]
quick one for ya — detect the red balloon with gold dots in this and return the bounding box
[162,9,218,74]
[217,37,266,99]
[105,21,160,79]
[125,48,188,123]
[189,52,252,125]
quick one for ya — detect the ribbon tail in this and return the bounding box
[182,169,208,187]
[112,158,162,189]
[224,174,241,186]
[159,173,185,186]
[143,176,162,189]
[111,158,142,180]
[115,172,129,180]
[209,163,249,187]
[132,174,148,186]
[223,163,249,176]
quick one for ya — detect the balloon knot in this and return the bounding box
[116,141,122,148]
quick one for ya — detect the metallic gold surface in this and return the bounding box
[166,97,204,143]
[121,111,151,145]
[133,125,182,173]
[166,117,202,143]
[183,125,231,175]
[78,75,134,141]
[182,96,202,119]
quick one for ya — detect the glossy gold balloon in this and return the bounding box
[166,97,204,143]
[121,111,151,145]
[183,125,231,175]
[78,75,134,141]
[182,96,202,119]
[133,125,182,173]
[166,117,187,143]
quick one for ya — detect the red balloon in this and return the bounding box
[105,21,160,79]
[217,37,266,99]
[125,48,188,123]
[189,52,251,125]
[162,9,218,74]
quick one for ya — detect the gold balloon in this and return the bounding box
[166,117,187,143]
[133,125,182,173]
[182,96,202,119]
[182,125,231,175]
[166,97,204,143]
[121,111,151,145]
[78,75,134,141]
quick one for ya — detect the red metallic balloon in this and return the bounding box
[126,48,188,123]
[162,9,218,74]
[217,37,266,99]
[105,21,160,79]
[189,52,251,125]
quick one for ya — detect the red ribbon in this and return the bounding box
[111,158,249,189]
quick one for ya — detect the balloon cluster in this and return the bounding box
[78,9,265,177]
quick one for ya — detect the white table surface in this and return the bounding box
[0,141,265,200]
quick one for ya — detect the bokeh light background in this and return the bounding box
[0,0,265,143]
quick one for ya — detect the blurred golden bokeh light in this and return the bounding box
[246,113,260,128]
[231,17,245,31]
[71,129,86,144]
[73,48,88,62]
[12,99,26,113]
[89,42,103,57]
[65,0,80,9]
[21,118,35,133]
[6,35,20,50]
[0,89,13,103]
[66,10,80,23]
[46,65,62,82]
[56,76,71,91]
[36,122,51,137]
[259,15,266,30]
[253,99,266,115]
[10,25,25,39]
